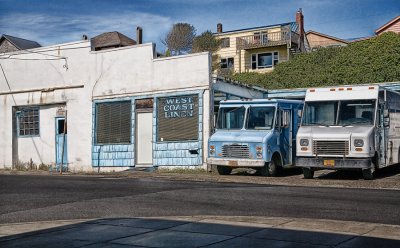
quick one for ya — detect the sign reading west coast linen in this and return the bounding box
[158,95,199,141]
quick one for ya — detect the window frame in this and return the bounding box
[95,101,132,145]
[220,57,234,69]
[17,107,40,137]
[220,38,230,48]
[251,51,279,69]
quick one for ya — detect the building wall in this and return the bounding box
[306,33,347,49]
[0,39,18,53]
[377,19,400,35]
[0,40,211,171]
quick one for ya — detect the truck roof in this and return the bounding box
[305,85,379,101]
[220,99,303,105]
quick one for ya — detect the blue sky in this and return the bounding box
[0,0,398,51]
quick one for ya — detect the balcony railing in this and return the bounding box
[236,30,300,50]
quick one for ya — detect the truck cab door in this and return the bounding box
[377,104,388,167]
[279,109,292,166]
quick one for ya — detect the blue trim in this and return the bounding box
[16,106,40,138]
[92,89,204,167]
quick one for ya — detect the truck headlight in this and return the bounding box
[354,139,364,147]
[256,145,262,159]
[209,145,215,156]
[300,139,309,146]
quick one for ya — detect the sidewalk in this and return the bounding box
[1,216,399,248]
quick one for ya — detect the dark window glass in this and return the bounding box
[217,106,246,129]
[18,107,40,136]
[96,101,131,144]
[247,107,275,130]
[220,38,230,48]
[258,53,273,68]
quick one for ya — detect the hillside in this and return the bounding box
[231,32,400,89]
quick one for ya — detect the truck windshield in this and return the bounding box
[246,107,275,130]
[303,100,376,126]
[338,100,375,125]
[302,101,338,126]
[217,106,246,129]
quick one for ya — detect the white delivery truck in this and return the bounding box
[296,85,400,180]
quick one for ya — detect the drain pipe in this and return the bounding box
[97,145,103,173]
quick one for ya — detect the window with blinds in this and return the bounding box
[96,101,131,144]
[157,95,199,141]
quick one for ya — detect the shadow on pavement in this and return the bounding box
[317,163,400,180]
[0,217,399,248]
[231,167,303,177]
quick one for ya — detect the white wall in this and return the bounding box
[0,40,211,171]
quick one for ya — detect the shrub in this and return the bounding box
[231,32,400,89]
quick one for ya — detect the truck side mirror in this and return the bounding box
[297,109,303,118]
[384,109,389,118]
[384,117,390,127]
[282,110,290,128]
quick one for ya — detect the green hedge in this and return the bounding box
[231,32,400,89]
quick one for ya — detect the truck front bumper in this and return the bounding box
[296,157,372,169]
[207,158,265,167]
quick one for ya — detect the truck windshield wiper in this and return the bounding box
[309,122,330,127]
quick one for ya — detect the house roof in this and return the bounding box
[1,34,41,50]
[375,15,400,34]
[306,30,349,44]
[91,31,136,49]
[214,22,298,36]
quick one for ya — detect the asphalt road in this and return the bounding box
[1,174,399,225]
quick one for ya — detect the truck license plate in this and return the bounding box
[323,160,335,167]
[228,160,238,166]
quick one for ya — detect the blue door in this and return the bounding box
[55,117,67,170]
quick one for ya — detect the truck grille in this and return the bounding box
[222,144,250,158]
[313,140,349,156]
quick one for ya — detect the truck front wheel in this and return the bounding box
[216,166,232,175]
[362,168,374,180]
[303,168,314,179]
[261,159,278,177]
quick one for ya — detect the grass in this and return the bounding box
[156,167,208,174]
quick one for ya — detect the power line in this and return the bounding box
[0,63,17,105]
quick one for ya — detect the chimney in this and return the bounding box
[217,23,223,33]
[296,8,304,49]
[136,26,143,44]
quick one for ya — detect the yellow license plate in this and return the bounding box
[323,160,335,166]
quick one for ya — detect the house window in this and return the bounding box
[18,107,39,136]
[220,58,234,69]
[96,101,131,144]
[251,52,279,69]
[220,38,230,48]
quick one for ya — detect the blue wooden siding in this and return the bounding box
[92,90,204,167]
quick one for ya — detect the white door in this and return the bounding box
[136,112,153,165]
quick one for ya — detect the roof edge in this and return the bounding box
[375,15,400,34]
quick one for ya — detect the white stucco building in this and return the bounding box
[0,34,264,172]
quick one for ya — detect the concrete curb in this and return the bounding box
[1,216,399,240]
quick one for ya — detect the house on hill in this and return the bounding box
[213,9,309,74]
[0,34,41,53]
[375,15,400,35]
[306,30,349,50]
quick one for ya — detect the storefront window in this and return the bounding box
[157,95,199,141]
